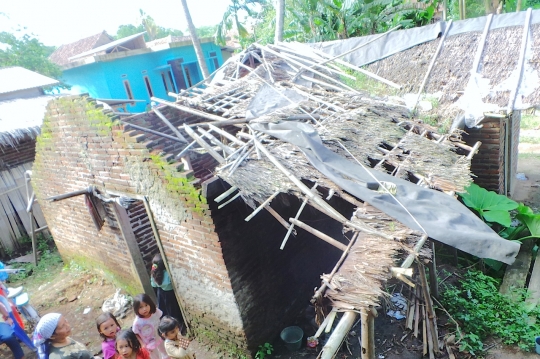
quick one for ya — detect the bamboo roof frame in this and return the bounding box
[110,42,492,359]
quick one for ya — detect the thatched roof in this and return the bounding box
[304,11,540,130]
[49,31,113,67]
[0,96,54,146]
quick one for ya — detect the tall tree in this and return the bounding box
[275,0,285,42]
[180,0,210,78]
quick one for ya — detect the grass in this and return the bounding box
[518,152,540,159]
[8,250,64,285]
[340,68,398,97]
[520,136,540,144]
[521,114,540,130]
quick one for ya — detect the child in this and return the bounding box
[157,316,194,359]
[151,254,182,323]
[115,329,150,359]
[132,293,168,359]
[96,312,121,359]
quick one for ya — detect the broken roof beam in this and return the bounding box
[290,218,347,251]
[151,97,227,123]
[183,125,225,163]
[153,108,188,143]
[249,131,393,240]
[268,44,355,80]
[252,43,359,93]
[281,183,318,250]
[507,8,532,114]
[196,127,235,155]
[122,121,187,144]
[413,20,453,112]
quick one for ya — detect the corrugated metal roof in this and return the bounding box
[0,67,59,95]
[0,95,54,146]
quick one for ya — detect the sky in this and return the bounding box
[0,0,231,47]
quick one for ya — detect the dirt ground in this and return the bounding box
[2,135,540,359]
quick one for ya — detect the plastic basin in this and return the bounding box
[280,326,303,351]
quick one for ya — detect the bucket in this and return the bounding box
[280,326,304,351]
[535,336,540,354]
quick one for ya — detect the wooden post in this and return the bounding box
[321,311,358,359]
[428,241,439,299]
[113,203,157,304]
[360,308,376,359]
[142,197,191,335]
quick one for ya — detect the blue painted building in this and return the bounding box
[50,32,224,112]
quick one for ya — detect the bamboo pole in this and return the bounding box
[422,306,428,355]
[311,232,360,303]
[428,241,439,299]
[281,184,318,249]
[214,186,238,203]
[264,206,290,230]
[245,191,281,221]
[142,196,191,335]
[252,43,359,93]
[413,20,453,112]
[183,125,225,163]
[207,123,246,146]
[308,46,402,90]
[471,14,493,74]
[122,121,187,143]
[315,308,336,338]
[419,262,440,354]
[153,108,188,143]
[321,311,358,359]
[360,308,375,359]
[217,192,241,209]
[250,134,393,239]
[507,8,532,114]
[196,127,234,155]
[289,218,347,251]
[151,97,227,123]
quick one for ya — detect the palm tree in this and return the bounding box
[275,0,285,42]
[180,0,210,78]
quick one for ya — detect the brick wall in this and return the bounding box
[463,118,505,193]
[0,136,36,171]
[205,179,351,349]
[32,96,249,356]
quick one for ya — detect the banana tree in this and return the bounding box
[216,0,266,46]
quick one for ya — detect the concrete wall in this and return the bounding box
[32,95,249,356]
[62,43,223,113]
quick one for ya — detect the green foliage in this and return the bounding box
[255,342,274,359]
[0,31,66,87]
[114,10,184,42]
[216,0,266,46]
[459,183,518,227]
[243,0,438,46]
[340,67,398,97]
[440,270,540,355]
[194,25,218,38]
[8,250,63,283]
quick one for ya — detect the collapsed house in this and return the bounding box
[32,20,521,359]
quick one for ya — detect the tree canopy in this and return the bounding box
[114,9,184,41]
[0,31,63,80]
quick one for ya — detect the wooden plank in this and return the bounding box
[500,238,535,299]
[525,256,540,312]
[113,203,157,304]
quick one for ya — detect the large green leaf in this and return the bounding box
[483,210,512,227]
[459,183,518,226]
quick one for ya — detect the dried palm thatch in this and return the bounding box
[365,20,540,123]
